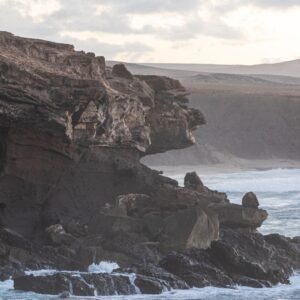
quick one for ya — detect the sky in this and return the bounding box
[0,0,300,64]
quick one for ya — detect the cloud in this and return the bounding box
[101,0,202,14]
[60,33,153,61]
[1,0,61,22]
[213,0,300,11]
[251,0,300,8]
[0,0,242,47]
[0,0,300,63]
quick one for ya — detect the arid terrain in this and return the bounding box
[107,61,300,169]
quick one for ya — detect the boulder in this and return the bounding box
[212,203,267,231]
[242,192,260,208]
[161,206,219,251]
[184,171,206,192]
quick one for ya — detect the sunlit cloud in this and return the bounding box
[0,0,300,64]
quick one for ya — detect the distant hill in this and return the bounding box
[143,59,300,78]
[108,60,300,167]
[106,60,197,78]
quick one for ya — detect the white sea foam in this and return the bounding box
[25,269,58,276]
[2,274,300,299]
[170,168,300,194]
[88,261,120,274]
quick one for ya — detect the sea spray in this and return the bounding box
[88,261,120,274]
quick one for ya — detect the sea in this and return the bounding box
[0,168,299,300]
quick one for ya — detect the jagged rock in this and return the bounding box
[123,264,189,290]
[160,228,300,288]
[209,229,300,285]
[112,63,133,80]
[14,273,134,296]
[160,251,234,288]
[184,171,206,192]
[134,275,165,294]
[242,192,260,208]
[46,224,75,246]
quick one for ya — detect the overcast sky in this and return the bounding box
[0,0,300,64]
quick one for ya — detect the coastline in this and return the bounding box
[146,159,300,176]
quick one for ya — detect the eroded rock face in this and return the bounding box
[0,31,203,153]
[0,32,299,296]
[0,32,205,237]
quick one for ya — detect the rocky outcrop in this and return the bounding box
[0,32,299,296]
[242,192,260,208]
[160,228,300,288]
[14,273,134,296]
[184,171,205,192]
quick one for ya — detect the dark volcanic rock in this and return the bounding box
[210,229,299,285]
[160,228,300,288]
[124,264,189,290]
[184,171,205,192]
[242,192,260,208]
[134,275,165,294]
[14,273,133,296]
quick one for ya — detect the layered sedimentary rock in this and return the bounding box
[0,32,299,296]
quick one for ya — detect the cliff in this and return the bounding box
[0,32,299,296]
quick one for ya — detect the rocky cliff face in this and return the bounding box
[0,31,204,236]
[0,32,299,296]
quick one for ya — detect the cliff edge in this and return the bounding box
[0,33,299,296]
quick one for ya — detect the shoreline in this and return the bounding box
[145,159,300,176]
